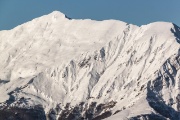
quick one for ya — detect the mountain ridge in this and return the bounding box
[1,11,179,32]
[0,11,180,120]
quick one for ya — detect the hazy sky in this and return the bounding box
[0,0,180,30]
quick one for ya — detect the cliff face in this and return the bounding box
[0,11,180,120]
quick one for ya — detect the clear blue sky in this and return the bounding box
[0,0,180,30]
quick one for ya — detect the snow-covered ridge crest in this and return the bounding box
[0,11,180,119]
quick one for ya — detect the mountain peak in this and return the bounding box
[51,11,64,16]
[49,10,71,20]
[0,11,180,120]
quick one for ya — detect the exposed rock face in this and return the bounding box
[47,101,116,120]
[0,11,180,120]
[0,105,46,120]
[129,114,166,120]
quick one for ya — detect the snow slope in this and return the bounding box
[0,11,180,119]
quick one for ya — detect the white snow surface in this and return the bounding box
[0,11,180,119]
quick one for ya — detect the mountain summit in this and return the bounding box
[0,11,180,120]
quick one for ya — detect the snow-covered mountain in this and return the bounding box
[0,11,180,120]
